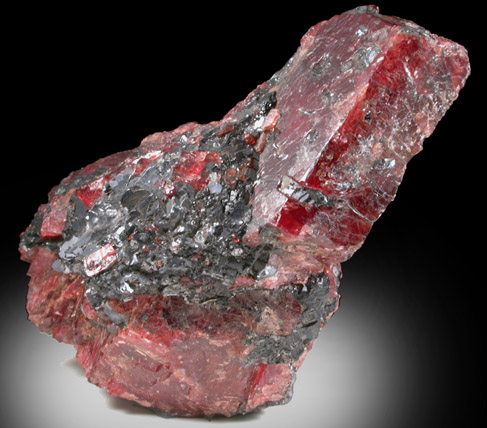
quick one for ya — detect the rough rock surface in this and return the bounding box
[19,6,469,417]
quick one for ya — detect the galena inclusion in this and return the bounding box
[19,5,470,417]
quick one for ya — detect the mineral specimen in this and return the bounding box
[19,5,469,417]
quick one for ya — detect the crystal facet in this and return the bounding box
[19,6,469,418]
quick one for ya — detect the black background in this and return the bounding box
[3,1,483,426]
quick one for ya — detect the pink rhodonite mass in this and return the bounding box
[19,6,469,418]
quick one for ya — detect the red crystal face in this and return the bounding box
[268,28,469,255]
[39,190,74,240]
[83,244,117,277]
[172,151,222,190]
[76,177,107,210]
[19,6,469,418]
[276,199,318,236]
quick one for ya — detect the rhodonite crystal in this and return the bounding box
[19,6,469,418]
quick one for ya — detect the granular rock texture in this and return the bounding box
[19,6,469,417]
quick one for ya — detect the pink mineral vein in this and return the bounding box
[19,5,469,418]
